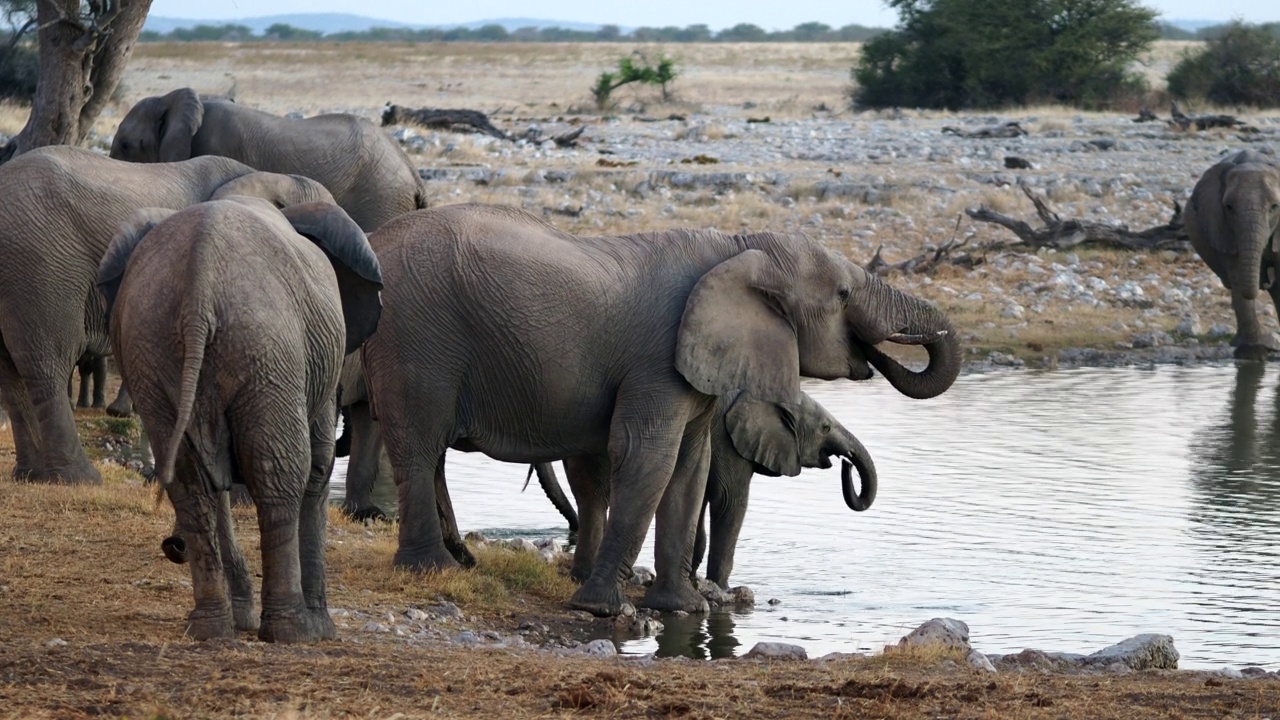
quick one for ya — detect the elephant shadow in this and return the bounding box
[651,608,746,660]
[1187,363,1280,540]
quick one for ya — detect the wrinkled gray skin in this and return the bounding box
[110,88,427,233]
[0,146,331,485]
[334,359,578,553]
[68,354,107,409]
[99,196,383,642]
[533,390,874,589]
[362,203,960,616]
[1185,150,1280,360]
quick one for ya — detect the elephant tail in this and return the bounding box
[154,315,212,502]
[413,179,429,210]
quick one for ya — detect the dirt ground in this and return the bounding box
[3,411,1280,718]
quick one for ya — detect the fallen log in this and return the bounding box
[1169,101,1250,131]
[941,121,1027,139]
[865,216,988,276]
[966,183,1186,251]
[382,103,587,146]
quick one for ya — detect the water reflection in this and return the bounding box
[653,609,747,660]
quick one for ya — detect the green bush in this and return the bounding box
[1166,22,1280,107]
[0,42,37,101]
[852,0,1158,110]
[591,53,678,109]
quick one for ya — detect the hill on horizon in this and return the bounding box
[142,14,610,35]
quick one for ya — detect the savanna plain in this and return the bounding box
[3,41,1280,719]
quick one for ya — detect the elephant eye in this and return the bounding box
[821,422,832,434]
[1225,203,1234,213]
[837,285,851,304]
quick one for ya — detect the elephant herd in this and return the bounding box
[2,87,1268,643]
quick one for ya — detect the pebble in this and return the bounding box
[744,642,808,660]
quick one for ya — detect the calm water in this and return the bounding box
[331,363,1280,668]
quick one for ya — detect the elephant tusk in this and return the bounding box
[886,329,948,345]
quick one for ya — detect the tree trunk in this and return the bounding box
[0,0,152,164]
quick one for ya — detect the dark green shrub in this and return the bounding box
[1167,22,1280,107]
[852,0,1158,110]
[0,42,37,101]
[591,53,678,109]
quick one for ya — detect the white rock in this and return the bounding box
[744,642,808,660]
[405,608,429,622]
[1001,303,1025,319]
[899,618,971,652]
[1085,633,1179,670]
[507,538,538,553]
[1216,666,1244,679]
[966,649,996,672]
[45,638,68,648]
[580,638,619,657]
[629,567,655,586]
[361,621,390,633]
[1175,314,1203,336]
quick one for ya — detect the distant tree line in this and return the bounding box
[1157,21,1280,41]
[136,21,887,43]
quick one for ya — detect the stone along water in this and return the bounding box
[331,363,1280,667]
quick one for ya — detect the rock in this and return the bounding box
[579,638,618,657]
[1215,666,1244,679]
[1240,666,1270,679]
[993,649,1084,672]
[1083,634,1179,670]
[463,531,489,545]
[966,649,996,672]
[696,578,732,604]
[45,638,68,648]
[1001,302,1025,319]
[899,618,971,652]
[534,537,561,552]
[629,566,655,586]
[729,586,756,605]
[455,631,479,645]
[745,642,808,660]
[1175,314,1203,336]
[361,621,390,633]
[814,651,865,662]
[613,614,663,635]
[328,608,350,618]
[507,538,538,553]
[432,602,463,619]
[382,611,397,624]
[767,598,781,606]
[405,608,429,622]
[1207,323,1233,339]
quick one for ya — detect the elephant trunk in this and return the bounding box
[161,535,187,564]
[834,427,877,511]
[1233,209,1273,300]
[857,279,962,400]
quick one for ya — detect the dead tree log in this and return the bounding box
[966,183,1186,251]
[1168,101,1251,131]
[941,121,1027,139]
[382,104,586,146]
[864,216,989,276]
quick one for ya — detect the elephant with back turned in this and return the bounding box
[0,145,333,484]
[361,203,960,615]
[519,389,876,590]
[110,88,427,232]
[1185,150,1280,360]
[99,195,382,642]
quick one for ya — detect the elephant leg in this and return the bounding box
[91,357,106,409]
[569,403,687,617]
[20,352,100,484]
[340,401,387,522]
[381,414,457,572]
[1230,290,1277,359]
[163,459,235,641]
[435,458,477,568]
[234,405,317,644]
[106,383,134,418]
[72,365,87,408]
[0,345,41,478]
[690,502,708,583]
[706,474,750,590]
[564,455,609,583]
[643,415,713,614]
[298,403,337,638]
[214,486,257,632]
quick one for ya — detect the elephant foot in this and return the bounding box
[140,466,157,483]
[568,580,632,617]
[1234,343,1276,361]
[233,598,259,632]
[10,465,34,481]
[641,579,710,614]
[184,610,236,641]
[106,400,134,418]
[393,546,460,573]
[26,461,102,486]
[341,505,389,523]
[569,557,594,584]
[161,536,187,564]
[444,536,477,568]
[259,606,335,643]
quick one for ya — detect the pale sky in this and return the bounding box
[147,0,1277,30]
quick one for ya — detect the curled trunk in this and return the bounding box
[834,427,877,511]
[859,279,962,400]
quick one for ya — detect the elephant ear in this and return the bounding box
[157,88,204,162]
[97,207,178,331]
[724,391,802,477]
[676,249,800,405]
[280,202,384,354]
[1194,152,1256,256]
[212,172,335,208]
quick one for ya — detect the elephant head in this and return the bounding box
[1194,151,1280,297]
[211,171,335,209]
[723,390,877,511]
[111,88,204,163]
[676,234,961,405]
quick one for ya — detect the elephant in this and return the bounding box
[97,196,383,642]
[110,87,427,233]
[532,389,875,590]
[68,354,107,410]
[1184,150,1280,360]
[360,203,960,616]
[0,145,334,484]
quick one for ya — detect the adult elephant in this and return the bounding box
[501,389,873,589]
[0,146,333,484]
[110,88,427,232]
[1185,150,1280,360]
[361,203,960,616]
[99,197,382,642]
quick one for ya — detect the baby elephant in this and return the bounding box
[98,194,383,643]
[554,389,876,589]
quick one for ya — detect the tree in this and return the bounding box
[1,0,153,163]
[1167,22,1280,107]
[852,0,1158,110]
[1,0,38,100]
[717,23,767,42]
[790,22,833,41]
[264,23,322,41]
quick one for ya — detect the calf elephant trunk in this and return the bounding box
[835,428,877,511]
[162,535,187,564]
